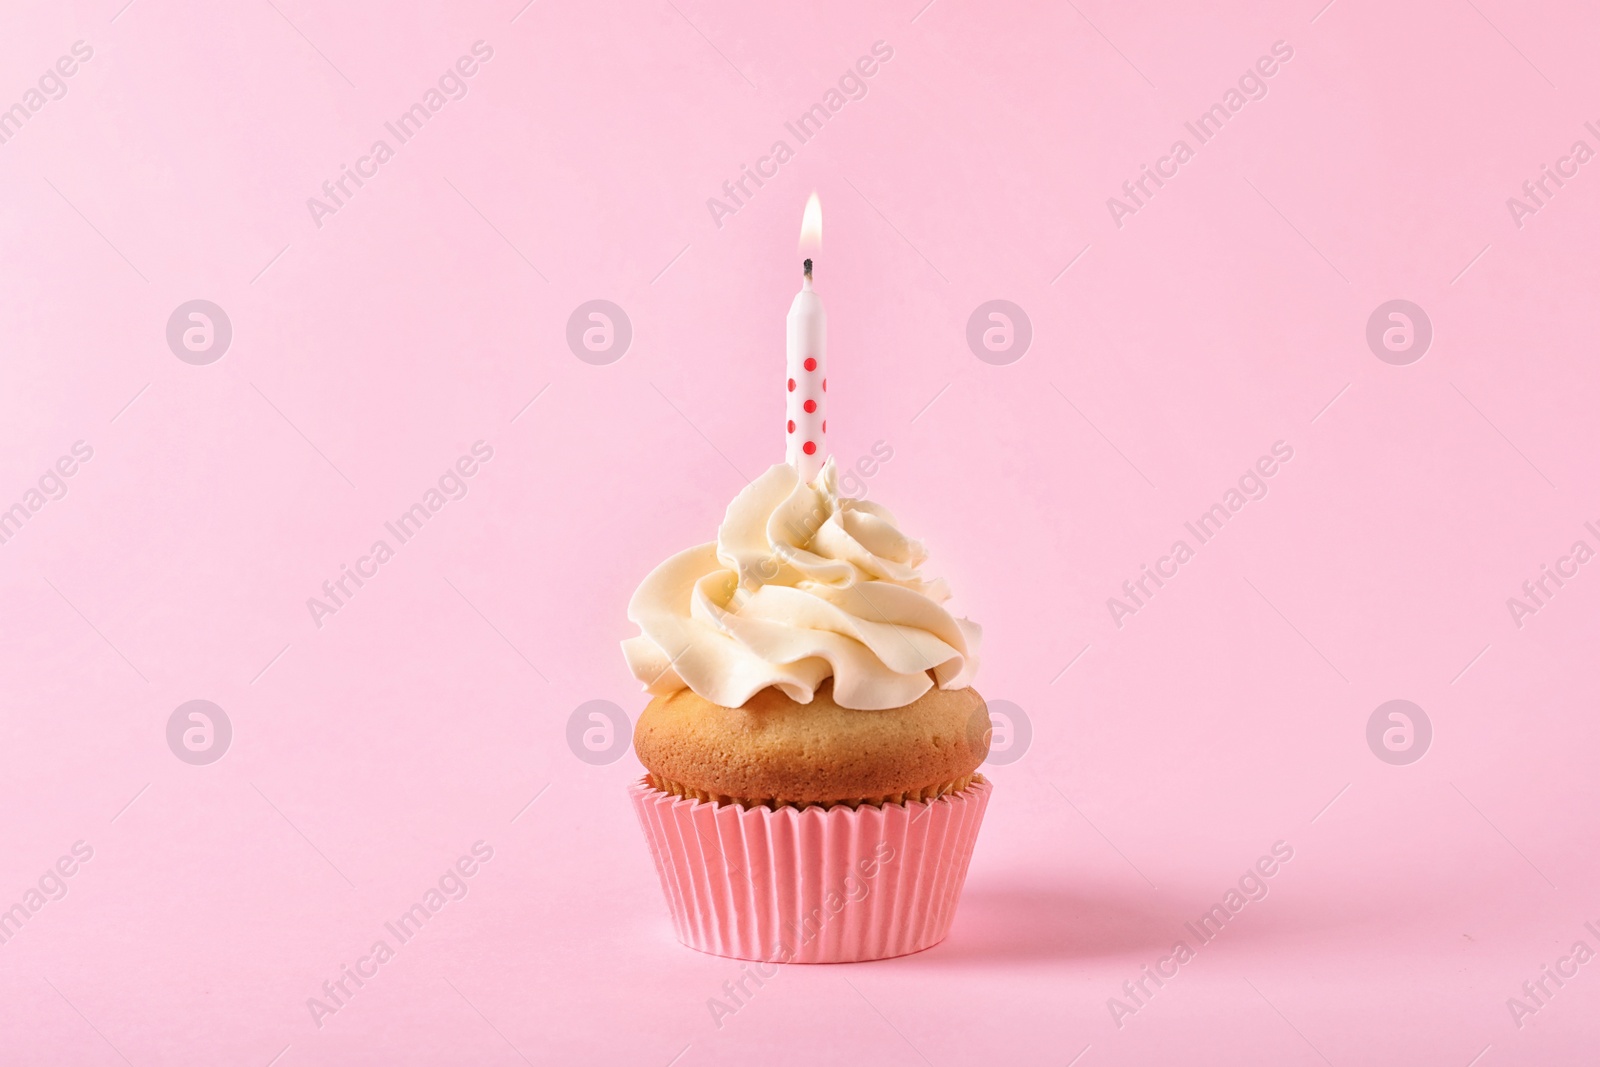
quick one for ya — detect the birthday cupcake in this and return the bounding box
[624,458,991,962]
[623,196,991,963]
[623,401,993,964]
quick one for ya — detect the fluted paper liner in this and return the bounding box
[629,776,991,963]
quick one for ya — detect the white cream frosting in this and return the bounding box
[622,458,981,711]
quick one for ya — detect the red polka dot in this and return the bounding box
[787,378,795,392]
[803,399,816,413]
[822,420,827,432]
[787,420,795,433]
[802,441,816,455]
[822,379,827,391]
[803,357,817,372]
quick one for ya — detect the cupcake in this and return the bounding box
[623,458,991,962]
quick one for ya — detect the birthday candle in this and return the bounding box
[786,194,827,481]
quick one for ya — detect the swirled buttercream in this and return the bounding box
[622,458,980,710]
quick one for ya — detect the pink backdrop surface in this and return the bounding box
[3,0,1599,1063]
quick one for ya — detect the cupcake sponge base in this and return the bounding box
[633,681,989,807]
[630,775,991,963]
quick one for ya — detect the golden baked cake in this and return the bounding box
[635,679,987,808]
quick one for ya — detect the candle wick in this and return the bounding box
[803,258,812,279]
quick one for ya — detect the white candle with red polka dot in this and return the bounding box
[785,267,826,480]
[787,196,826,481]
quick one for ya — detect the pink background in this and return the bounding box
[3,0,1599,1063]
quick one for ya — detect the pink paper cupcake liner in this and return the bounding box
[629,776,991,963]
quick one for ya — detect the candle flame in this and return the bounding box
[799,193,822,252]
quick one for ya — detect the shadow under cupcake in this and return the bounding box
[622,459,992,964]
